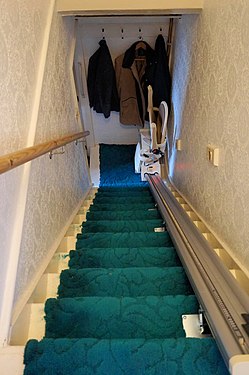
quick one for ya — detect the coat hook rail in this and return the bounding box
[102,28,105,39]
[138,27,143,40]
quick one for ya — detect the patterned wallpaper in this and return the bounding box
[0,0,51,315]
[169,0,249,275]
[14,12,91,304]
[0,1,90,316]
[0,0,50,154]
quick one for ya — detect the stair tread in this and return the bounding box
[24,337,228,375]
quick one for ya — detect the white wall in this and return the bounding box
[169,0,249,275]
[0,1,91,344]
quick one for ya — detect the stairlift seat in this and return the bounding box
[135,85,169,177]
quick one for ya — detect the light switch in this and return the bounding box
[207,145,219,166]
[176,139,182,151]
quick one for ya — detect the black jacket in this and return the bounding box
[87,40,119,118]
[153,34,171,112]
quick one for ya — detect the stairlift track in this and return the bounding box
[146,173,249,375]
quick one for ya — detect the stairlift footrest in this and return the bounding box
[141,160,160,181]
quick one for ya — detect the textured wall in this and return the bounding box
[169,0,249,274]
[0,0,51,317]
[0,0,50,154]
[14,13,91,304]
[0,1,90,317]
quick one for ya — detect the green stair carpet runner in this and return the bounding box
[86,209,161,221]
[68,246,181,269]
[82,219,164,233]
[89,202,154,211]
[75,232,172,249]
[24,144,228,374]
[45,295,198,339]
[58,267,193,297]
[93,196,155,204]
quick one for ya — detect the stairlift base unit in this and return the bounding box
[229,355,249,375]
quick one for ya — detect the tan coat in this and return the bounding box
[115,54,146,126]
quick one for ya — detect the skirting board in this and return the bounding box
[0,346,25,375]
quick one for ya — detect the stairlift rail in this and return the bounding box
[145,173,249,374]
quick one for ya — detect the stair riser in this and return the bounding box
[76,232,172,249]
[58,267,193,298]
[86,210,161,221]
[96,191,152,197]
[82,219,164,233]
[69,247,181,269]
[93,197,155,204]
[89,203,155,211]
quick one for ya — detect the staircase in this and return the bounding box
[24,184,228,374]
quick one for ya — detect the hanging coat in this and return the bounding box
[152,34,171,112]
[87,39,119,118]
[115,41,155,126]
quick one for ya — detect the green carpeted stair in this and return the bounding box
[88,202,155,211]
[45,295,198,339]
[24,337,227,375]
[68,246,181,269]
[76,232,172,249]
[24,145,228,374]
[58,267,193,297]
[24,186,228,374]
[86,209,161,221]
[82,219,164,232]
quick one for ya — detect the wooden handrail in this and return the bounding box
[0,131,90,175]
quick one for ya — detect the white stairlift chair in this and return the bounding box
[135,85,168,181]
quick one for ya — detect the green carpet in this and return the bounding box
[24,144,228,374]
[24,337,227,375]
[44,295,198,339]
[86,209,161,221]
[82,219,164,233]
[58,267,193,297]
[76,232,172,249]
[93,195,155,204]
[68,246,181,268]
[89,202,155,211]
